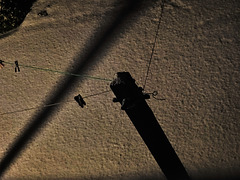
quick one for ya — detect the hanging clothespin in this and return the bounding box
[15,60,20,72]
[74,94,86,108]
[0,60,4,69]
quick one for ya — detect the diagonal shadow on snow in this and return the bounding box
[0,0,155,177]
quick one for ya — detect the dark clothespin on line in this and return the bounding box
[15,61,20,72]
[0,60,4,69]
[74,94,86,108]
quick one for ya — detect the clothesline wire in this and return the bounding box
[2,60,112,82]
[143,0,165,90]
[0,90,111,116]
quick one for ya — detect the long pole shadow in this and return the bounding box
[0,0,152,177]
[110,72,190,180]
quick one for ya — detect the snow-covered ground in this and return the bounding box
[0,0,240,179]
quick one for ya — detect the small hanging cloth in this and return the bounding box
[74,94,86,108]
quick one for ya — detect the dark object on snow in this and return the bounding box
[110,72,190,180]
[74,94,86,108]
[15,61,20,72]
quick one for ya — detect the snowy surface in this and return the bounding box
[0,0,240,179]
